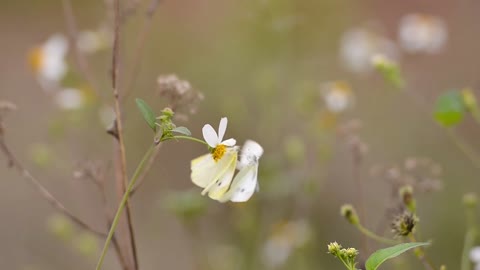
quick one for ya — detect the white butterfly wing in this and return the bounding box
[190,150,236,189]
[206,157,236,200]
[221,163,258,203]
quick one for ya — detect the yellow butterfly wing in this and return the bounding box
[206,155,237,200]
[190,150,237,193]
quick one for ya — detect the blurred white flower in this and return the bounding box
[398,14,447,54]
[77,25,112,54]
[29,34,69,87]
[262,219,312,268]
[54,88,85,110]
[340,28,398,74]
[98,105,116,128]
[471,246,480,263]
[320,81,354,113]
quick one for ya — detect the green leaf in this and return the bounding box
[434,91,466,127]
[172,126,191,136]
[365,242,430,270]
[135,98,157,131]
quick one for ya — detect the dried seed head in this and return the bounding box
[157,74,204,120]
[391,211,418,237]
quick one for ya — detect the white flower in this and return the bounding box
[29,34,69,87]
[220,140,263,203]
[191,117,238,200]
[54,88,85,110]
[340,28,398,74]
[77,25,112,54]
[99,105,116,128]
[398,14,447,54]
[320,81,354,113]
[470,246,480,263]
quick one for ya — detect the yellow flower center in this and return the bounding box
[212,144,226,162]
[28,47,44,73]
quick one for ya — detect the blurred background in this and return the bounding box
[1,0,480,269]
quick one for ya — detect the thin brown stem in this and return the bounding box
[130,142,162,196]
[0,137,107,238]
[61,0,101,96]
[408,234,435,270]
[87,168,129,270]
[121,0,162,102]
[111,0,139,269]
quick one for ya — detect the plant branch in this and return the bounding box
[61,0,101,96]
[461,204,478,270]
[96,144,156,270]
[408,234,435,270]
[0,136,107,238]
[446,128,480,170]
[121,0,162,101]
[111,0,139,268]
[161,135,208,146]
[86,167,130,270]
[354,223,398,245]
[130,142,162,196]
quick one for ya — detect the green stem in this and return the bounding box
[461,207,478,270]
[446,129,480,170]
[470,107,480,125]
[95,144,156,270]
[409,234,435,270]
[355,223,398,245]
[162,135,208,146]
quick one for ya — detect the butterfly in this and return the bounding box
[220,140,263,203]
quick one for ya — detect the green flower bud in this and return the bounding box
[47,214,74,241]
[399,185,416,212]
[73,232,99,258]
[327,241,342,256]
[462,88,477,112]
[345,247,359,259]
[463,193,478,208]
[340,204,359,225]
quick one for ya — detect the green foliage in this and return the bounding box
[434,91,466,127]
[135,98,157,132]
[372,55,405,89]
[365,242,430,270]
[172,126,192,136]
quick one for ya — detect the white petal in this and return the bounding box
[202,124,219,147]
[222,138,236,147]
[218,117,228,142]
[44,34,69,57]
[54,88,85,110]
[470,247,480,263]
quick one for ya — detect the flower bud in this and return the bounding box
[345,247,359,259]
[327,241,342,255]
[340,204,359,225]
[462,88,477,112]
[463,193,478,209]
[399,185,416,212]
